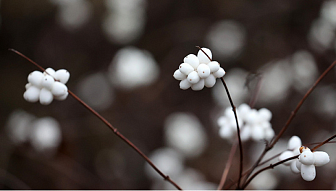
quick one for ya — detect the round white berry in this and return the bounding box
[259,108,272,121]
[39,88,53,105]
[179,63,195,75]
[191,79,204,91]
[313,151,330,166]
[213,67,226,78]
[197,48,212,64]
[44,68,56,77]
[288,136,302,150]
[173,69,186,80]
[279,151,294,165]
[28,71,43,87]
[54,92,68,101]
[251,126,265,141]
[55,69,70,84]
[300,164,316,181]
[296,159,302,171]
[290,159,300,173]
[25,83,32,90]
[187,71,200,84]
[204,74,216,87]
[264,127,274,140]
[179,79,191,90]
[41,75,55,90]
[219,126,233,139]
[299,150,315,165]
[197,64,210,78]
[183,54,199,69]
[51,82,68,97]
[207,61,220,73]
[23,86,40,103]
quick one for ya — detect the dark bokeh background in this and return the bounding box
[1,0,336,189]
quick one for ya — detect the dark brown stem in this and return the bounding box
[10,49,183,190]
[311,134,336,151]
[195,46,244,189]
[217,140,238,190]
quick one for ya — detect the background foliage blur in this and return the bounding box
[1,0,336,189]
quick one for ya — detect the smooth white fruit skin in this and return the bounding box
[179,79,191,90]
[183,54,199,69]
[207,61,220,73]
[251,126,265,141]
[296,159,302,171]
[28,71,43,87]
[44,68,56,77]
[288,136,302,150]
[191,79,204,91]
[55,69,70,84]
[39,88,53,105]
[290,159,300,173]
[187,71,200,84]
[300,164,316,181]
[213,67,226,78]
[240,126,251,142]
[173,70,186,80]
[264,127,274,140]
[179,63,195,75]
[219,126,233,139]
[313,151,330,166]
[197,64,211,78]
[25,83,32,90]
[54,92,68,101]
[279,151,294,165]
[24,86,40,103]
[51,82,68,97]
[299,150,315,165]
[204,74,216,87]
[41,75,55,90]
[258,108,272,121]
[197,48,212,64]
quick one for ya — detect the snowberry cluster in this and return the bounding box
[24,68,70,105]
[173,48,225,91]
[279,136,330,181]
[218,103,274,142]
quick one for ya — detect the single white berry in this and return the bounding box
[24,86,40,103]
[290,159,300,173]
[264,127,274,140]
[288,136,302,150]
[51,82,68,97]
[313,151,330,166]
[55,69,70,84]
[219,126,233,139]
[197,48,212,64]
[179,63,194,75]
[187,71,200,84]
[28,71,43,87]
[251,126,265,141]
[173,70,186,80]
[183,54,199,69]
[299,150,315,165]
[54,92,68,101]
[41,75,55,90]
[179,78,191,90]
[44,68,56,77]
[25,83,32,90]
[204,74,216,87]
[39,88,53,105]
[197,64,210,78]
[213,67,226,78]
[259,108,272,121]
[301,164,316,181]
[207,61,220,73]
[191,79,204,91]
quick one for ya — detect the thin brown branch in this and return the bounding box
[195,46,244,189]
[311,134,336,151]
[217,140,238,190]
[10,49,182,190]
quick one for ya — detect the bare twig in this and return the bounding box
[195,46,244,189]
[9,49,183,190]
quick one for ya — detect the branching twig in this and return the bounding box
[9,49,183,190]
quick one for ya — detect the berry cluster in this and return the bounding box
[279,136,330,181]
[173,48,225,91]
[24,68,70,105]
[218,103,274,142]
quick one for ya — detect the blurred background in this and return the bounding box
[1,0,336,189]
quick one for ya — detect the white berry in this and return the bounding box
[187,71,200,84]
[197,64,210,78]
[55,69,70,84]
[207,61,220,73]
[24,86,40,103]
[179,63,194,75]
[183,54,199,69]
[39,88,53,105]
[51,81,68,97]
[41,75,55,90]
[197,48,212,63]
[28,71,43,87]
